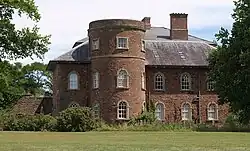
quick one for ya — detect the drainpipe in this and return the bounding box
[198,73,201,124]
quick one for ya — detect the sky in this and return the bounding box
[12,0,235,65]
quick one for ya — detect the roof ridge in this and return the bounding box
[188,34,215,44]
[150,26,215,44]
[144,40,208,43]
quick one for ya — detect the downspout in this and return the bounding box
[198,73,201,124]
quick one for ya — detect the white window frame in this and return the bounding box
[141,72,146,90]
[155,102,165,120]
[180,72,191,91]
[207,80,215,91]
[93,71,99,89]
[93,103,100,119]
[141,40,145,52]
[142,101,146,112]
[68,71,79,90]
[207,102,218,121]
[181,102,192,121]
[117,69,129,88]
[92,38,99,50]
[116,37,129,49]
[117,100,129,120]
[69,102,80,108]
[154,72,165,91]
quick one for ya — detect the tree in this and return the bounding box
[0,0,51,109]
[0,61,52,109]
[0,0,51,60]
[21,62,52,96]
[208,0,250,124]
[0,61,25,109]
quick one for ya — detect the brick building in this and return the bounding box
[47,13,229,124]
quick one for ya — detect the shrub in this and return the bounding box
[56,107,97,132]
[2,114,56,131]
[95,121,193,132]
[195,123,219,132]
[128,111,156,125]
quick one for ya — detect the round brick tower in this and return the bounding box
[88,19,146,123]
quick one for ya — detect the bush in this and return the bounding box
[56,107,97,132]
[2,114,56,131]
[195,123,219,132]
[128,111,157,125]
[95,121,193,132]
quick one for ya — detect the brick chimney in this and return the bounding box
[141,17,151,30]
[170,13,188,40]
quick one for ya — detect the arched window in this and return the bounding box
[180,73,191,91]
[69,102,80,108]
[155,102,164,120]
[207,103,218,121]
[117,69,129,88]
[181,102,192,121]
[154,72,165,91]
[93,71,99,89]
[69,72,78,90]
[117,101,129,119]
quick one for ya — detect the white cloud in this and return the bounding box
[11,0,235,64]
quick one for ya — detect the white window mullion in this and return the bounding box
[69,72,78,90]
[93,72,99,89]
[117,69,129,88]
[117,37,128,49]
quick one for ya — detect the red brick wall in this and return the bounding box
[89,19,146,123]
[146,67,229,123]
[170,13,188,40]
[52,63,90,115]
[51,63,229,123]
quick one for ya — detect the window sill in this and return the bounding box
[116,87,129,90]
[181,119,192,122]
[116,118,130,121]
[116,47,129,50]
[141,88,146,91]
[180,89,193,92]
[68,88,80,91]
[141,50,145,53]
[207,119,219,122]
[154,89,165,92]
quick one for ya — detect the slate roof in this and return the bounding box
[53,37,90,62]
[144,27,215,45]
[145,40,215,66]
[48,27,216,70]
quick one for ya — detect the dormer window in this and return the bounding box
[92,39,99,50]
[117,37,128,49]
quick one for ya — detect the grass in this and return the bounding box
[0,131,250,151]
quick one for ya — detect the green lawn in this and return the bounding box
[0,131,249,151]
